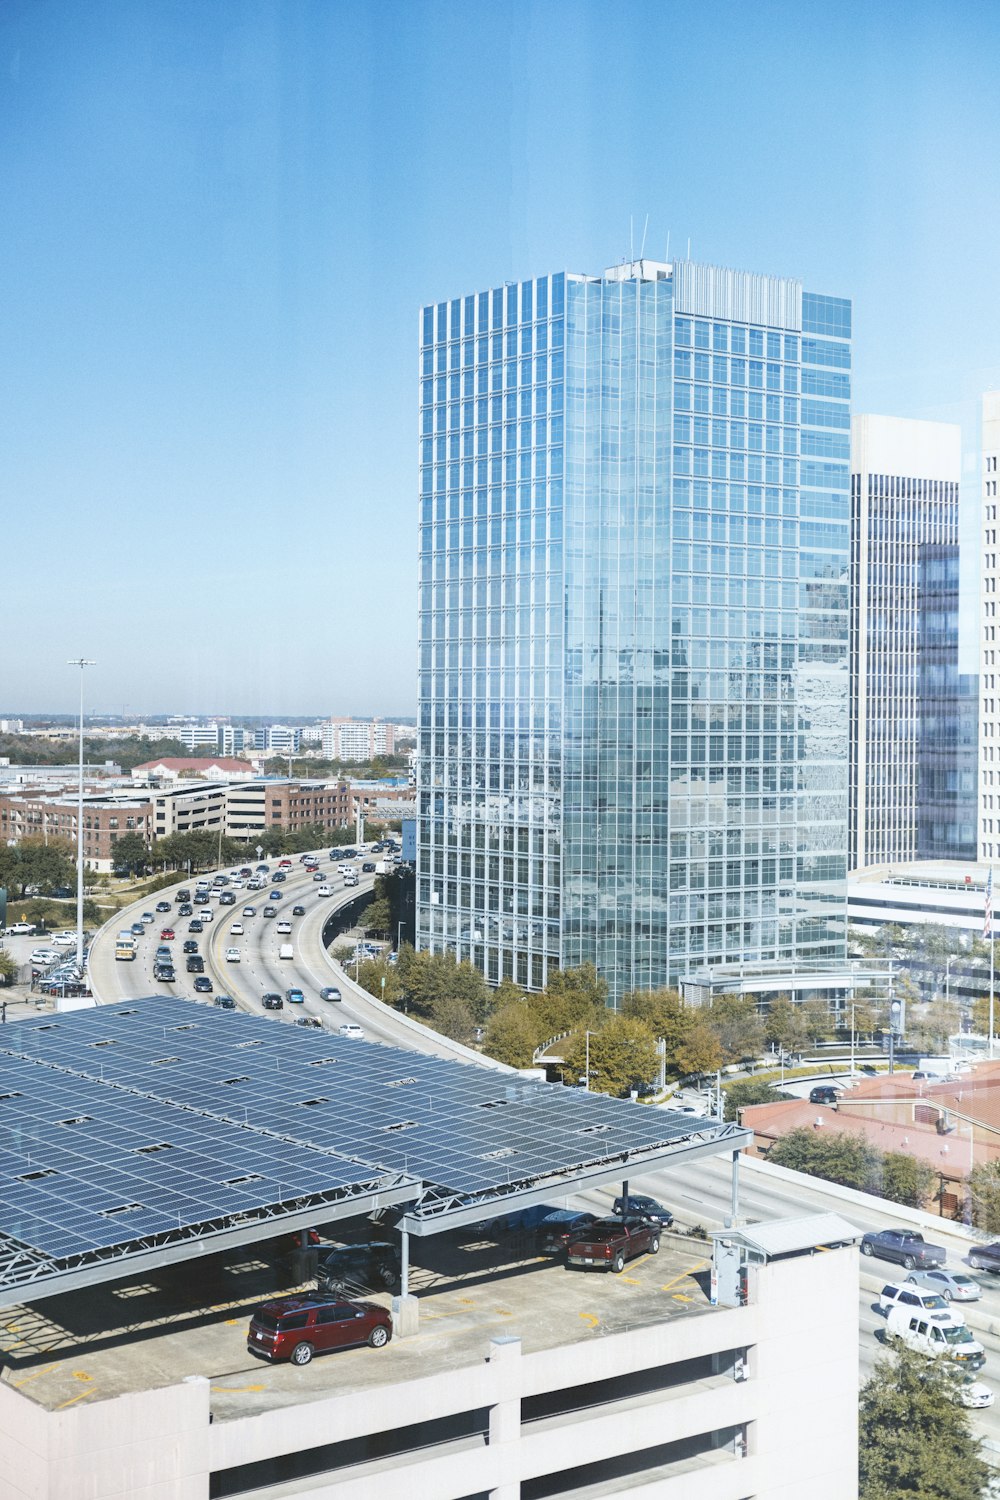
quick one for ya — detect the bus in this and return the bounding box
[115,931,137,961]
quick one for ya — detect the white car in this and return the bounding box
[316,885,332,897]
[31,948,60,964]
[959,1380,995,1409]
[52,934,77,947]
[338,1023,365,1040]
[230,922,244,936]
[199,909,214,923]
[224,947,241,963]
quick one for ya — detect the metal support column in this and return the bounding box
[400,1225,410,1297]
[730,1150,740,1224]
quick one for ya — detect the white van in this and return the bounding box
[885,1305,985,1370]
[278,943,294,960]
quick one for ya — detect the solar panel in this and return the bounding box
[0,997,730,1297]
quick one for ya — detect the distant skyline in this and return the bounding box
[3,0,999,714]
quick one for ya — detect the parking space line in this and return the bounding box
[660,1259,708,1293]
[13,1364,61,1388]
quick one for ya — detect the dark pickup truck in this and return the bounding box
[860,1228,946,1270]
[566,1215,661,1273]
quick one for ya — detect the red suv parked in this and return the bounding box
[247,1295,391,1365]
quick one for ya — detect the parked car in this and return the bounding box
[906,1270,982,1303]
[860,1229,946,1270]
[566,1216,661,1273]
[193,976,213,993]
[247,1295,392,1365]
[877,1282,954,1319]
[612,1194,674,1228]
[319,986,342,1002]
[262,993,284,1010]
[316,1243,400,1294]
[536,1211,599,1254]
[967,1242,1000,1274]
[31,947,61,965]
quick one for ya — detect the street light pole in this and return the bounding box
[397,920,404,954]
[67,659,95,974]
[584,1029,595,1091]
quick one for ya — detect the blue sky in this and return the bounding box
[2,0,998,716]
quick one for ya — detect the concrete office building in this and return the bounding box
[979,392,1000,863]
[322,718,398,760]
[849,415,960,869]
[417,258,852,1001]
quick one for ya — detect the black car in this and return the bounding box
[176,889,191,903]
[262,993,284,1010]
[612,1194,674,1228]
[272,872,287,883]
[214,994,236,1009]
[860,1228,946,1270]
[155,901,172,913]
[295,1016,322,1028]
[188,920,203,933]
[968,1242,1000,1273]
[193,976,213,993]
[809,1085,840,1105]
[153,965,176,983]
[362,862,376,873]
[316,1242,400,1294]
[178,903,193,917]
[183,939,199,954]
[185,955,205,973]
[292,905,306,917]
[536,1210,598,1254]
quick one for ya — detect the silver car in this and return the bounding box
[906,1269,982,1303]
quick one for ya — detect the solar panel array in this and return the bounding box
[0,997,722,1268]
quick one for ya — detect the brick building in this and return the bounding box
[0,789,154,871]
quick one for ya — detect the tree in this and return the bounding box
[111,831,149,877]
[0,839,76,900]
[622,987,692,1059]
[362,896,392,934]
[484,1003,542,1067]
[859,1345,989,1499]
[672,1017,723,1078]
[533,964,608,1037]
[355,958,404,1008]
[768,1127,877,1192]
[428,994,477,1045]
[706,992,764,1064]
[799,998,834,1046]
[0,950,17,986]
[559,1016,660,1097]
[395,948,489,1023]
[968,1159,1000,1234]
[763,995,809,1054]
[876,1151,936,1210]
[722,1079,792,1122]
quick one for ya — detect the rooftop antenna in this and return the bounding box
[639,213,649,261]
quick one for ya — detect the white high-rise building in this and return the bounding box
[979,392,1000,863]
[849,414,960,869]
[321,718,396,759]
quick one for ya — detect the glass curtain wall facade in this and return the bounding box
[417,261,851,1004]
[917,545,978,861]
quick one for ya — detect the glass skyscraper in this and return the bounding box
[417,259,851,1004]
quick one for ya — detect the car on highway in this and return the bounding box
[272,873,287,883]
[214,994,237,1009]
[884,1305,985,1369]
[906,1270,982,1302]
[338,1023,364,1039]
[178,903,193,916]
[292,905,306,916]
[224,947,241,963]
[362,862,376,873]
[247,1295,391,1365]
[130,922,145,936]
[176,889,191,902]
[186,955,205,973]
[286,987,305,1005]
[295,1016,322,1028]
[314,870,328,881]
[155,945,172,959]
[188,920,203,933]
[159,927,175,940]
[958,1380,995,1409]
[242,906,257,918]
[263,906,277,918]
[219,892,236,906]
[155,901,172,913]
[268,891,283,901]
[967,1242,1000,1273]
[193,976,213,993]
[319,987,342,1002]
[316,885,333,897]
[276,920,292,935]
[229,921,244,935]
[183,939,199,954]
[612,1194,674,1228]
[153,965,175,983]
[278,859,292,870]
[262,993,284,1010]
[140,912,155,924]
[860,1228,946,1270]
[877,1282,953,1319]
[198,908,214,922]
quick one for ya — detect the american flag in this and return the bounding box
[986,869,994,942]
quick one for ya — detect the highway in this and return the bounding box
[86,851,484,1063]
